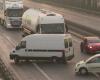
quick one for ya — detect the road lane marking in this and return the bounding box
[2,33,16,46]
[92,73,100,80]
[33,63,53,80]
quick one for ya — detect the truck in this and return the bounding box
[0,0,23,28]
[10,34,74,64]
[22,8,68,36]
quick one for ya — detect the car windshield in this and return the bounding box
[88,39,100,43]
[41,23,65,34]
[6,9,23,17]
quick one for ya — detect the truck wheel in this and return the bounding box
[79,68,88,75]
[14,57,19,64]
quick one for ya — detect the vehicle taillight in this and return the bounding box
[88,45,93,49]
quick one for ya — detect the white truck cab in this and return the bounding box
[0,0,23,28]
[75,54,100,75]
[10,34,74,63]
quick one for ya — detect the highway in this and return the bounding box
[0,0,99,80]
[0,25,98,80]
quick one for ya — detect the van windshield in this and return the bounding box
[41,23,65,34]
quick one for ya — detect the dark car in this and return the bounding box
[80,37,100,54]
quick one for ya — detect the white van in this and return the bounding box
[75,54,100,75]
[10,34,74,63]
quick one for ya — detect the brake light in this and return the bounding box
[89,46,92,49]
[88,45,93,49]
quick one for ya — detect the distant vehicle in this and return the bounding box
[75,54,100,75]
[80,37,100,54]
[9,34,74,64]
[0,0,23,28]
[22,8,68,36]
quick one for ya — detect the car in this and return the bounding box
[75,54,100,75]
[80,37,100,54]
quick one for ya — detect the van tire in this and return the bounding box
[52,57,57,63]
[79,67,88,75]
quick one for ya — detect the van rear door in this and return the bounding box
[64,37,74,60]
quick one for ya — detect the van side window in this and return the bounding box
[20,41,26,48]
[64,39,68,48]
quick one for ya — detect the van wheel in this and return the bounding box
[14,57,19,64]
[79,68,88,75]
[52,57,57,63]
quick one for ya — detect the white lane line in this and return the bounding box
[33,63,53,80]
[92,73,100,80]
